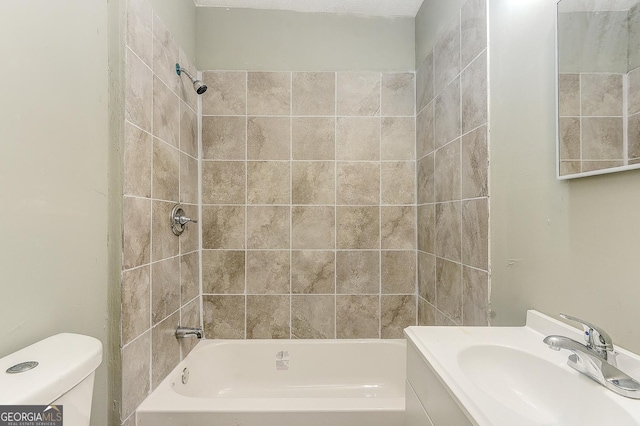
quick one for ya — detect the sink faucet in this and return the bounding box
[544,314,640,399]
[175,326,203,340]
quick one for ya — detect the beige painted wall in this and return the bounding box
[489,0,640,354]
[0,1,110,425]
[196,8,415,71]
[148,0,197,62]
[415,0,467,66]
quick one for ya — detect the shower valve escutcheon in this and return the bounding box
[171,204,198,236]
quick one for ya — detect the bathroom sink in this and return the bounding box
[457,345,636,425]
[405,311,640,426]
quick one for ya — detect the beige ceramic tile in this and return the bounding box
[336,295,379,338]
[292,206,335,249]
[418,298,436,326]
[435,258,462,324]
[151,257,180,325]
[461,0,487,68]
[292,118,335,160]
[417,103,435,158]
[292,161,335,205]
[559,117,580,160]
[202,71,246,115]
[463,266,488,326]
[435,201,461,262]
[181,252,199,305]
[336,251,380,294]
[247,295,290,338]
[202,116,246,160]
[435,310,458,326]
[337,72,380,116]
[630,113,640,159]
[152,77,180,148]
[203,295,245,338]
[582,161,624,172]
[417,154,435,204]
[291,251,335,294]
[381,73,415,116]
[179,152,198,205]
[417,204,435,254]
[382,161,415,205]
[382,251,416,294]
[201,161,245,205]
[336,162,380,205]
[124,122,152,198]
[125,50,152,132]
[152,139,179,201]
[248,117,291,160]
[122,266,150,345]
[461,51,488,133]
[582,117,624,160]
[293,72,336,116]
[246,206,290,249]
[151,311,180,389]
[559,74,580,117]
[629,69,640,115]
[201,206,245,249]
[152,14,179,94]
[581,73,623,117]
[418,252,436,303]
[462,198,489,271]
[202,250,245,294]
[179,103,197,158]
[434,16,461,94]
[247,161,290,204]
[336,117,380,161]
[434,79,461,149]
[560,161,582,176]
[123,197,151,269]
[126,0,152,66]
[461,126,488,198]
[122,414,136,426]
[381,206,416,250]
[382,295,416,338]
[417,53,434,113]
[381,117,416,161]
[336,206,380,249]
[121,331,150,419]
[435,139,461,202]
[246,251,290,294]
[247,72,291,115]
[292,295,335,338]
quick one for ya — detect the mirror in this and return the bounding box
[557,0,640,178]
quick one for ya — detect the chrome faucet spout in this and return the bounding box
[175,326,203,340]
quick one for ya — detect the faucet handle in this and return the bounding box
[559,313,614,352]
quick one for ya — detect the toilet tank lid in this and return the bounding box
[0,333,102,405]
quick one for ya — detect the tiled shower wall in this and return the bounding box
[200,71,417,339]
[120,0,201,424]
[416,0,490,326]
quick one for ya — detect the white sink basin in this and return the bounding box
[405,311,640,426]
[458,345,636,425]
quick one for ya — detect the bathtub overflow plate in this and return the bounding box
[6,361,38,374]
[181,367,189,384]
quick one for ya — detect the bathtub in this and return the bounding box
[137,339,406,426]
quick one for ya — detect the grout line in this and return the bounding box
[334,72,338,339]
[289,71,293,339]
[244,71,248,340]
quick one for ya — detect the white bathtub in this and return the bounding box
[137,339,406,426]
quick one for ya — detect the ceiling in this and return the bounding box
[193,0,426,17]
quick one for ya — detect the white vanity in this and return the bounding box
[404,311,640,426]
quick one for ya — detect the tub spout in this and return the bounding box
[175,326,203,340]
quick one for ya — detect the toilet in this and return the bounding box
[0,333,102,426]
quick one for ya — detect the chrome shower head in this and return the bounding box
[176,63,207,95]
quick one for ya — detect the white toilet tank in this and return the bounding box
[0,333,102,426]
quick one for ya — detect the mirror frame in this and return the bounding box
[556,0,640,180]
